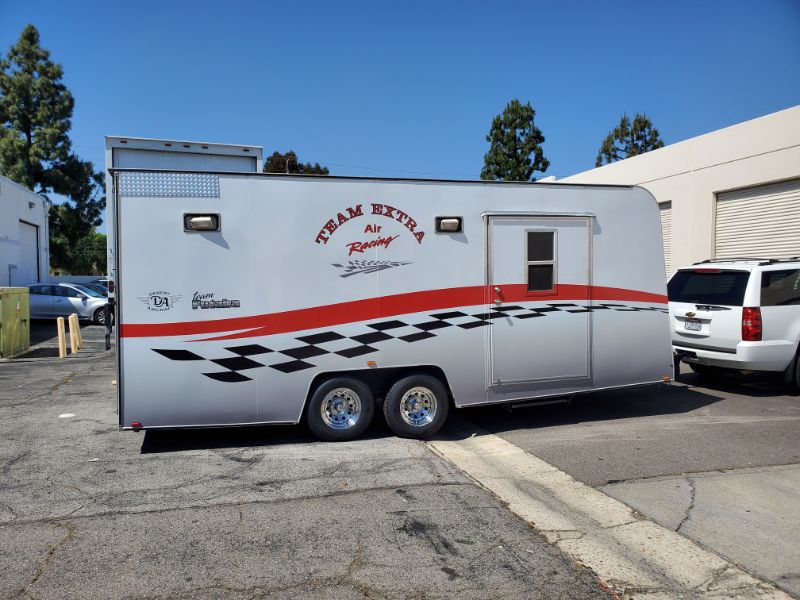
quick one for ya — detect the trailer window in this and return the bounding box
[526,231,555,292]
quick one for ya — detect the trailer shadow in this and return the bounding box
[139,421,395,454]
[140,371,791,453]
[448,372,792,440]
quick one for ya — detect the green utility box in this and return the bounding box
[0,287,30,359]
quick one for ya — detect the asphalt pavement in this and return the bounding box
[0,324,607,600]
[461,369,800,597]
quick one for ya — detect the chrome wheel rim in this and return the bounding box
[400,387,437,427]
[321,388,362,430]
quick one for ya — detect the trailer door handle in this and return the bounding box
[493,286,503,306]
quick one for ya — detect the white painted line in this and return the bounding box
[58,413,75,418]
[427,423,790,599]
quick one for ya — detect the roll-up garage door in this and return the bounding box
[715,178,800,260]
[12,221,39,285]
[659,202,672,277]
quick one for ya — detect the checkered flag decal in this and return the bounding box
[153,303,667,382]
[331,260,413,277]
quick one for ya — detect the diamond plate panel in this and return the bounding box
[118,172,220,198]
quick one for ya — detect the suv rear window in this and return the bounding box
[761,269,800,306]
[668,270,750,306]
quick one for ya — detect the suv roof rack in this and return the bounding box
[693,257,800,266]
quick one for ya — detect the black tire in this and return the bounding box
[306,377,374,442]
[784,348,800,392]
[383,374,449,439]
[93,307,106,325]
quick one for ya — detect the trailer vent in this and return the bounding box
[118,172,220,198]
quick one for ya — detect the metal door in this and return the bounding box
[29,285,55,317]
[488,216,592,386]
[14,221,39,285]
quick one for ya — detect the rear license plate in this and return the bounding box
[684,318,702,331]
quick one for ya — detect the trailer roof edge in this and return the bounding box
[106,167,640,189]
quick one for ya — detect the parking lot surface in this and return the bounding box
[463,370,800,597]
[0,325,607,600]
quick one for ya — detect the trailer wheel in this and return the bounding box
[383,374,449,439]
[307,377,374,442]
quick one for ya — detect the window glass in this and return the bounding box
[528,265,553,291]
[527,232,554,262]
[55,286,81,298]
[761,269,800,306]
[30,285,53,296]
[667,270,749,306]
[74,284,101,298]
[526,230,556,292]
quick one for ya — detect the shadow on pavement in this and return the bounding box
[140,420,394,454]
[446,383,723,438]
[141,372,794,451]
[29,318,97,346]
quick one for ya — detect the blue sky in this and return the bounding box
[1,0,799,209]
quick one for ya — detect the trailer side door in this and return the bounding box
[487,216,592,387]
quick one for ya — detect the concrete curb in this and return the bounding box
[427,423,791,599]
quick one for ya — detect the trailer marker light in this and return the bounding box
[436,216,463,233]
[367,360,377,368]
[130,421,143,431]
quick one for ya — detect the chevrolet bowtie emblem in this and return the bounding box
[686,311,696,318]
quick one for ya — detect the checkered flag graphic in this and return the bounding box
[331,260,412,277]
[153,302,667,382]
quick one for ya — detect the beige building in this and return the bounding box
[561,105,800,276]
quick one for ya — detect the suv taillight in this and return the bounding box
[742,307,762,341]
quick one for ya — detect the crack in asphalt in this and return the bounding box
[676,476,697,533]
[14,520,77,599]
[0,480,471,530]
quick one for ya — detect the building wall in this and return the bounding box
[0,175,49,287]
[561,105,800,273]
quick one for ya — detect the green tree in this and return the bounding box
[595,113,664,167]
[481,99,549,182]
[264,150,329,175]
[0,24,104,272]
[51,228,106,275]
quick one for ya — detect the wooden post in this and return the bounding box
[72,314,83,349]
[68,314,78,355]
[56,317,67,358]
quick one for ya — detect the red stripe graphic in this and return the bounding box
[119,284,667,340]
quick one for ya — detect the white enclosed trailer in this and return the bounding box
[108,138,672,441]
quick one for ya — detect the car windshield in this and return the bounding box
[73,284,102,298]
[668,269,750,306]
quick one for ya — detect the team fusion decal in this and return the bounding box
[314,203,424,273]
[152,302,668,383]
[191,291,241,310]
[138,291,182,312]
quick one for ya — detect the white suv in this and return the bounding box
[668,258,800,386]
